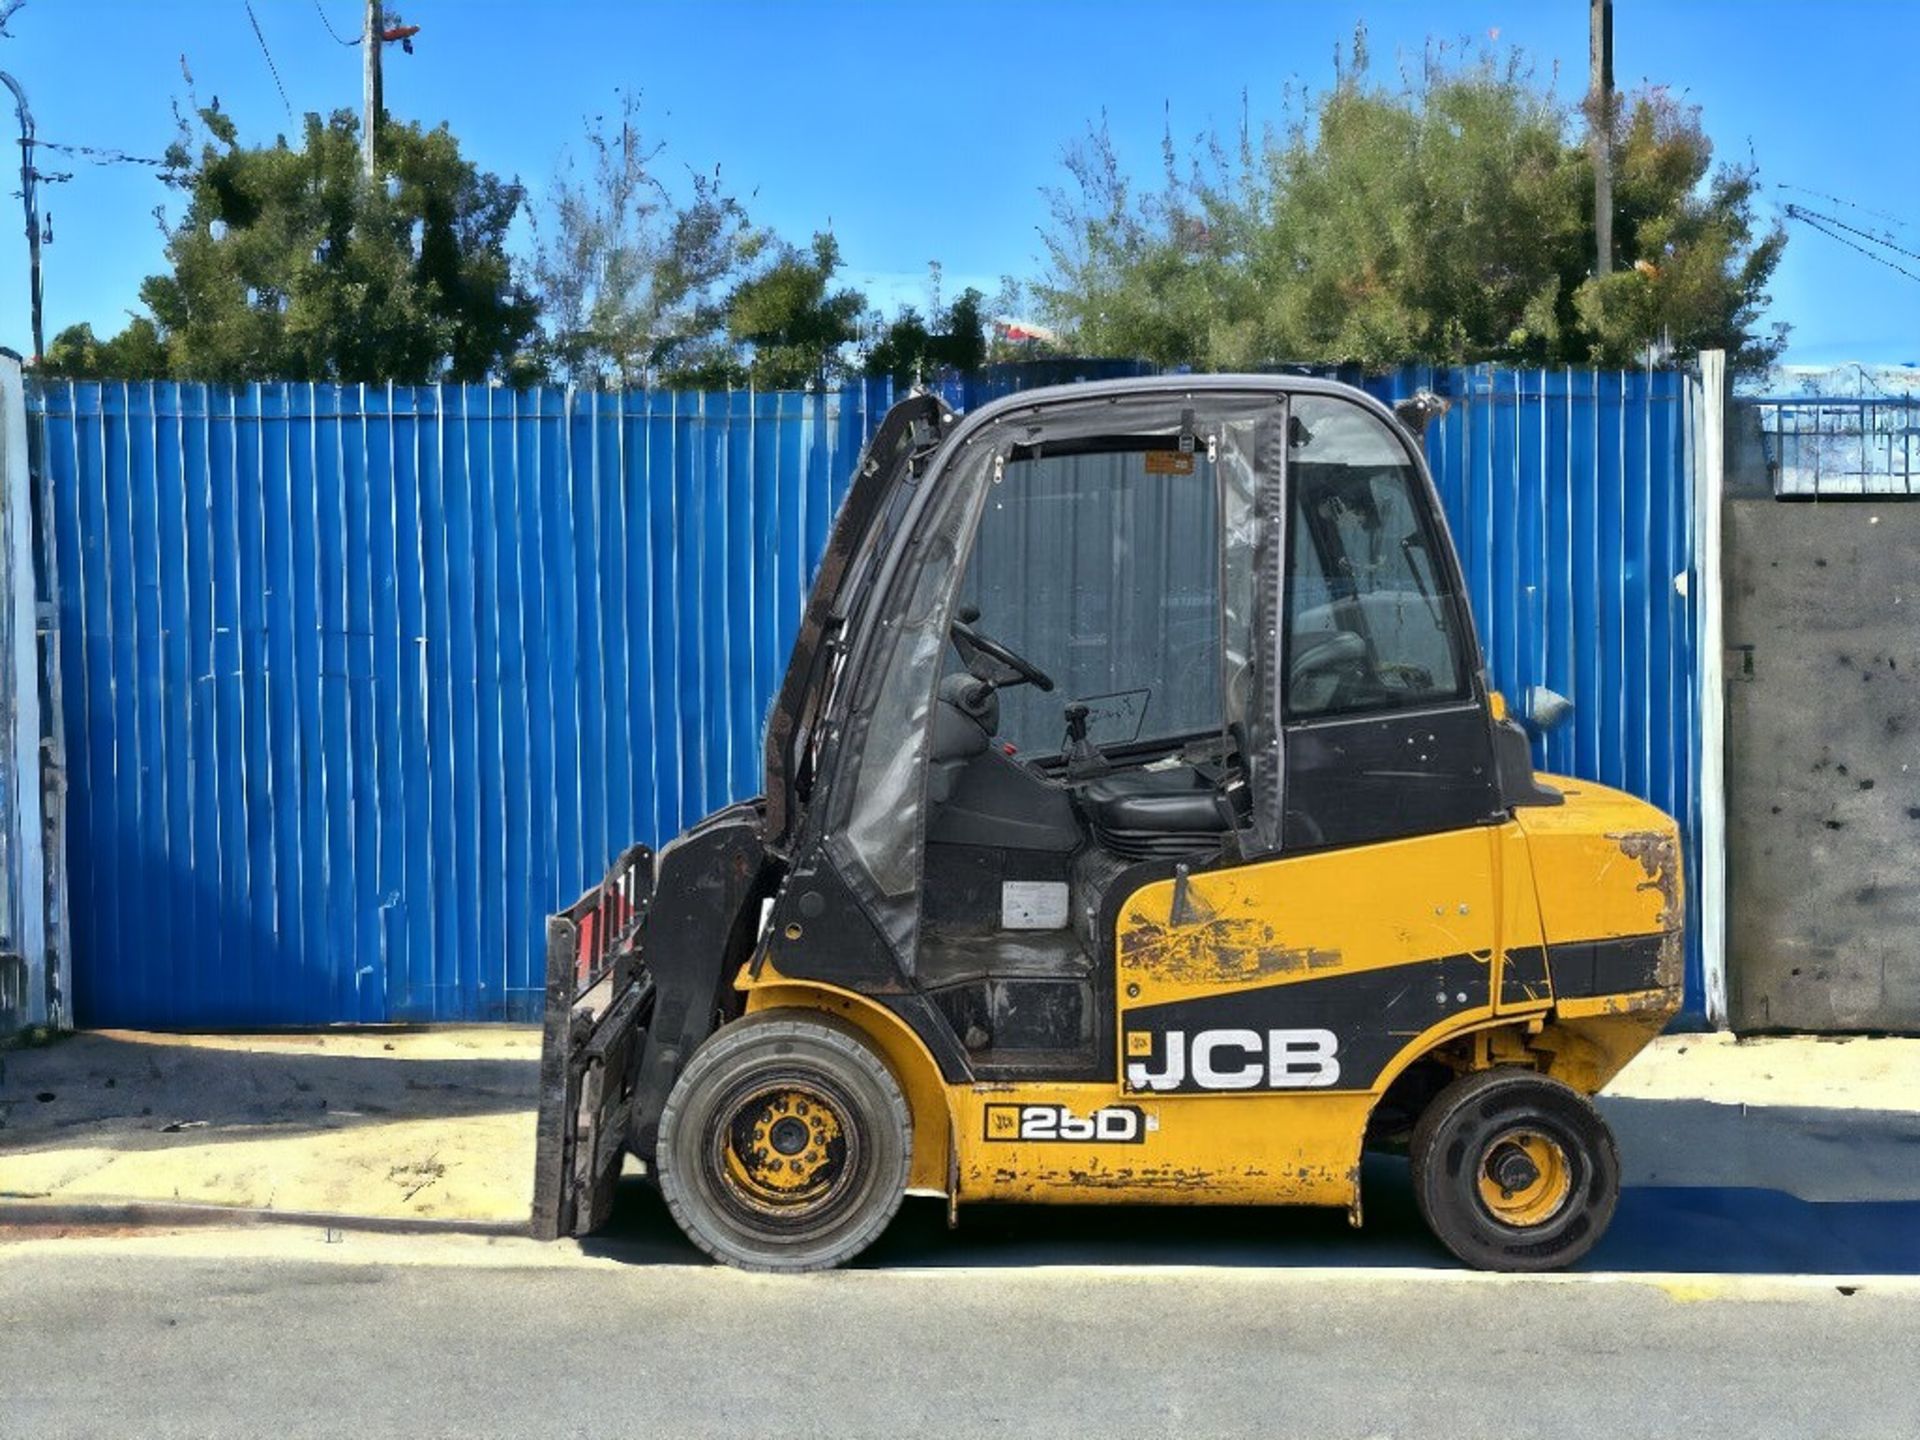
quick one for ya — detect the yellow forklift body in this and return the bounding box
[741,773,1681,1215]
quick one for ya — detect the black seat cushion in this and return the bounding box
[1079,768,1226,836]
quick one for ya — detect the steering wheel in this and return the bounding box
[951,612,1056,692]
[1289,630,1367,686]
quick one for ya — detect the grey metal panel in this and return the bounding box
[1723,496,1920,1033]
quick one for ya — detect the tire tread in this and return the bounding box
[1408,1066,1619,1273]
[655,1010,912,1273]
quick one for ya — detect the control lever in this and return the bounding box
[1062,702,1109,780]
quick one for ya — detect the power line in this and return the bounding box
[311,0,363,46]
[32,138,171,168]
[1788,208,1920,286]
[242,0,296,123]
[1776,183,1911,232]
[1785,204,1920,267]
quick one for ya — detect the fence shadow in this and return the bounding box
[0,1030,536,1157]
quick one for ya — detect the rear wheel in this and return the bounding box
[1409,1068,1619,1272]
[655,1011,911,1272]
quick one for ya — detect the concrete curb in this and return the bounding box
[0,1195,530,1239]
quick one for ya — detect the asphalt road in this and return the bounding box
[6,1098,1919,1438]
[4,1230,1918,1440]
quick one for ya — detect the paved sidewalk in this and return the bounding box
[1604,1031,1920,1112]
[2,1026,1916,1228]
[0,1028,540,1224]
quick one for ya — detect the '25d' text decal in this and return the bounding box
[983,1104,1150,1143]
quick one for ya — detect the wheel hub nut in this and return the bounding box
[769,1117,809,1155]
[1488,1143,1540,1194]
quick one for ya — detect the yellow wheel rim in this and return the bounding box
[719,1084,847,1212]
[1475,1128,1573,1228]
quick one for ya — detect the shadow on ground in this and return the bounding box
[582,1158,1920,1276]
[0,1033,537,1156]
[583,1091,1920,1277]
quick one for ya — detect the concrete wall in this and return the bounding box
[1724,446,1920,1031]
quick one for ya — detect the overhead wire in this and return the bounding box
[1787,208,1920,286]
[311,0,363,46]
[242,0,296,123]
[32,139,171,168]
[1775,183,1911,232]
[1786,204,1920,269]
[1786,205,1920,266]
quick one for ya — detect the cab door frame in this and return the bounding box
[1278,391,1506,852]
[760,383,1307,1083]
[1110,388,1514,1105]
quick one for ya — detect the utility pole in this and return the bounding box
[1589,0,1614,278]
[0,71,43,361]
[362,0,382,180]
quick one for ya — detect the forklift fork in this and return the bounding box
[530,843,654,1240]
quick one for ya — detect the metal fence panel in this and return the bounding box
[1750,394,1920,496]
[33,365,1704,1027]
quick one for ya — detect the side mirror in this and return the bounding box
[1523,686,1574,733]
[1392,390,1451,446]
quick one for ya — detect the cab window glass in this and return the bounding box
[958,446,1221,753]
[1285,396,1468,719]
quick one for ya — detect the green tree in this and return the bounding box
[1038,33,1786,375]
[529,96,864,391]
[40,318,170,380]
[863,267,989,385]
[44,106,538,383]
[722,232,866,390]
[1037,114,1261,369]
[531,94,761,386]
[1573,88,1787,374]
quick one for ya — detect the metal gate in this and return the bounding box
[32,364,1708,1027]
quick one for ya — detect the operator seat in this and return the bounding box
[1077,768,1231,859]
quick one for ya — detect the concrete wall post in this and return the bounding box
[1697,350,1728,1028]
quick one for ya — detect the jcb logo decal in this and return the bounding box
[984,1104,1149,1143]
[1124,1028,1341,1092]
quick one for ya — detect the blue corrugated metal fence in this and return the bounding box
[32,365,1703,1026]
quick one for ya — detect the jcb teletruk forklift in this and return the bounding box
[532,376,1683,1272]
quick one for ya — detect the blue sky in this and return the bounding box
[1,0,1916,369]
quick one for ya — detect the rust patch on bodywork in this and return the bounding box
[1119,912,1341,986]
[1053,1165,1226,1191]
[1005,1160,1350,1196]
[1604,989,1672,1015]
[1606,829,1684,986]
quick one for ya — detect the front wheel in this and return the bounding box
[1409,1068,1619,1272]
[655,1011,912,1272]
